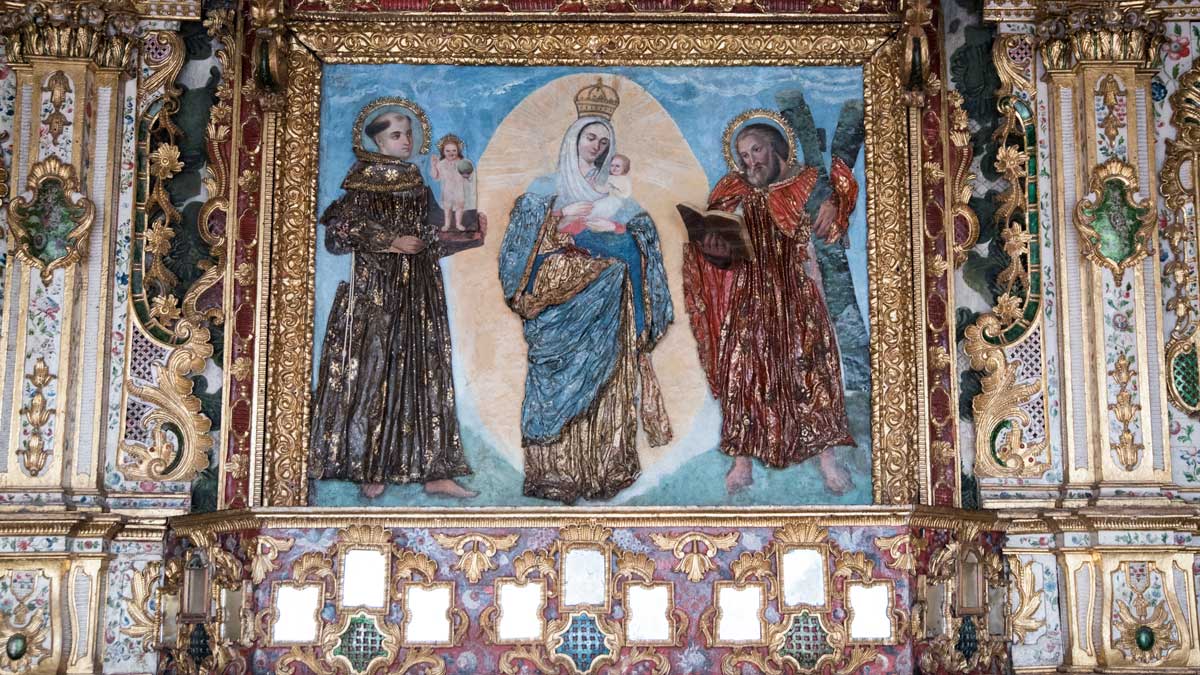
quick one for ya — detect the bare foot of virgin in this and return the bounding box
[360,483,386,499]
[725,455,754,495]
[424,479,478,499]
[818,450,853,495]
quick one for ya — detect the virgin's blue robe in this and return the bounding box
[499,176,673,500]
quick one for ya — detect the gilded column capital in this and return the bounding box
[1033,0,1165,70]
[0,0,140,70]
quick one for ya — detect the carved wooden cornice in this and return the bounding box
[1033,0,1165,70]
[0,0,140,69]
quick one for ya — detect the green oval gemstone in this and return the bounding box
[1135,626,1155,652]
[5,633,27,660]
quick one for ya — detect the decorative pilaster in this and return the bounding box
[1037,0,1173,500]
[0,0,137,506]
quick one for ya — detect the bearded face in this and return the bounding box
[736,131,783,187]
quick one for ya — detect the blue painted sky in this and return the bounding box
[314,64,870,376]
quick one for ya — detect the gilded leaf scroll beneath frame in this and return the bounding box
[1008,558,1043,644]
[1161,61,1200,415]
[5,155,96,283]
[964,315,1050,478]
[117,321,214,482]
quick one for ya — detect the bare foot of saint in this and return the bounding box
[818,450,853,495]
[360,483,386,499]
[725,455,754,495]
[424,478,478,499]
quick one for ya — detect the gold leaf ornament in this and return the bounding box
[149,144,185,179]
[1008,559,1043,644]
[649,531,739,582]
[433,532,520,584]
[117,320,214,482]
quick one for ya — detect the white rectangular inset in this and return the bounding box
[987,585,1007,636]
[925,581,946,638]
[625,583,671,644]
[159,593,180,648]
[715,583,765,645]
[221,585,245,641]
[780,547,826,609]
[403,583,454,646]
[341,548,388,610]
[561,547,607,608]
[272,584,322,644]
[496,579,546,643]
[847,583,893,642]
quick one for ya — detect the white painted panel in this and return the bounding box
[780,548,826,608]
[496,580,545,643]
[625,584,670,644]
[341,548,387,609]
[847,583,892,641]
[562,547,606,607]
[404,585,452,645]
[273,585,321,644]
[716,584,764,644]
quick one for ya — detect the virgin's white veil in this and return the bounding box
[553,116,615,204]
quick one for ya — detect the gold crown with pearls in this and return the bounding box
[575,78,620,120]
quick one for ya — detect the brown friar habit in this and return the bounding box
[309,159,471,485]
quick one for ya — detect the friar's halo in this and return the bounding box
[444,73,715,490]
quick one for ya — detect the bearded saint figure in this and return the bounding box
[682,119,859,495]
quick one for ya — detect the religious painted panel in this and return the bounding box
[262,19,918,509]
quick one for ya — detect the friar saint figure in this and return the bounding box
[309,100,479,500]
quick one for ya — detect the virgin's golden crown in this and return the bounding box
[575,78,620,120]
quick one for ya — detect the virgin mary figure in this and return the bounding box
[498,79,674,504]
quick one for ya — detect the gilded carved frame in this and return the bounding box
[260,16,919,509]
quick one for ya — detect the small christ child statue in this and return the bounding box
[584,153,633,233]
[431,134,473,232]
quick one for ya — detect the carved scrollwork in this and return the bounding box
[1161,61,1200,415]
[117,320,214,482]
[1008,558,1043,644]
[433,532,520,584]
[946,91,978,267]
[131,14,226,347]
[964,314,1050,478]
[649,531,739,582]
[121,562,164,651]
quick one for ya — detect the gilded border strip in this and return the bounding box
[263,19,916,507]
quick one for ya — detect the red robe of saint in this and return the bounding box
[682,159,858,467]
